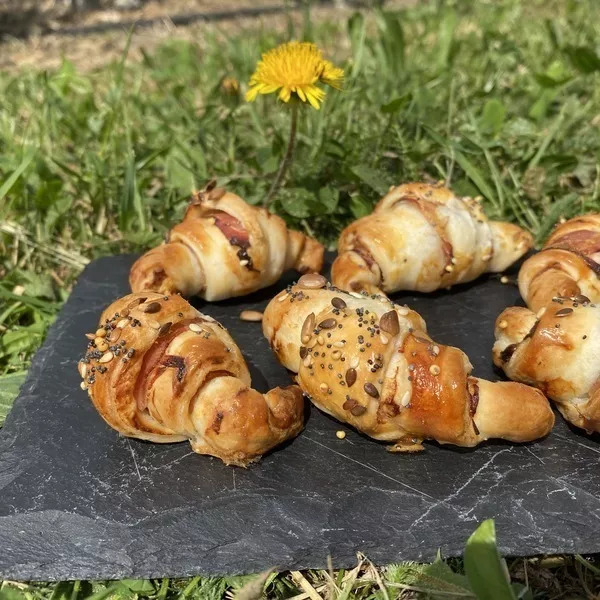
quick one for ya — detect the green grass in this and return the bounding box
[1,0,600,596]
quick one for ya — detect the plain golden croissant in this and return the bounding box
[78,292,304,466]
[518,214,600,312]
[331,182,533,295]
[130,181,324,301]
[493,297,600,434]
[263,275,554,450]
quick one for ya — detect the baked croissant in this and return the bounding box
[263,275,554,450]
[130,181,324,301]
[78,292,304,466]
[518,214,600,312]
[331,182,533,295]
[493,297,600,434]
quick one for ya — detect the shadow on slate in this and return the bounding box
[1,251,599,581]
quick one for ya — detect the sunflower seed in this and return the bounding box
[301,312,316,341]
[106,328,122,343]
[555,308,574,317]
[350,356,360,369]
[99,352,114,364]
[400,391,410,407]
[117,318,129,329]
[189,323,203,333]
[78,362,87,378]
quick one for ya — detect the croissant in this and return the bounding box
[130,181,324,301]
[493,297,600,434]
[331,182,533,295]
[518,214,600,312]
[263,275,554,450]
[78,292,304,466]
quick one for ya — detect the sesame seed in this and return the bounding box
[429,364,441,376]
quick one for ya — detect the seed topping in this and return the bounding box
[379,310,400,336]
[297,273,327,289]
[143,301,162,314]
[364,382,379,398]
[319,318,337,329]
[332,297,347,309]
[555,308,573,317]
[240,310,263,322]
[345,368,357,387]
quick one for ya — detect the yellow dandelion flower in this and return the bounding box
[245,41,343,110]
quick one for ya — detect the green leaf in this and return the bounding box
[349,194,372,219]
[436,9,457,70]
[387,554,473,599]
[453,151,497,203]
[118,579,155,594]
[381,94,410,114]
[480,99,506,136]
[0,371,27,427]
[350,165,390,196]
[564,45,600,73]
[535,194,579,244]
[464,520,516,600]
[0,151,35,205]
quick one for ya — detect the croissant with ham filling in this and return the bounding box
[331,182,533,296]
[130,181,324,301]
[494,296,600,434]
[518,214,600,312]
[78,292,304,466]
[263,275,554,451]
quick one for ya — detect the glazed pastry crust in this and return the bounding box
[518,214,600,312]
[332,182,533,295]
[79,292,304,466]
[130,182,324,301]
[493,297,600,433]
[263,280,554,449]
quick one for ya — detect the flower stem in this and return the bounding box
[264,102,298,206]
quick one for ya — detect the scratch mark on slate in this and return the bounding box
[303,436,433,500]
[524,446,545,465]
[126,439,142,481]
[553,434,600,456]
[410,448,512,529]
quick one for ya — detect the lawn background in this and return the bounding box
[1,0,600,596]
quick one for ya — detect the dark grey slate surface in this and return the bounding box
[1,252,599,581]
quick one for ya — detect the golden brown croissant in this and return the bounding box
[78,292,304,466]
[130,181,324,301]
[493,296,600,434]
[263,275,554,450]
[331,182,533,295]
[518,214,600,312]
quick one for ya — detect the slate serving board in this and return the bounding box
[1,252,599,581]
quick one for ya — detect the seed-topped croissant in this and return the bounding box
[263,275,554,451]
[78,292,304,466]
[518,214,600,312]
[331,182,533,295]
[493,297,600,434]
[130,181,324,301]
